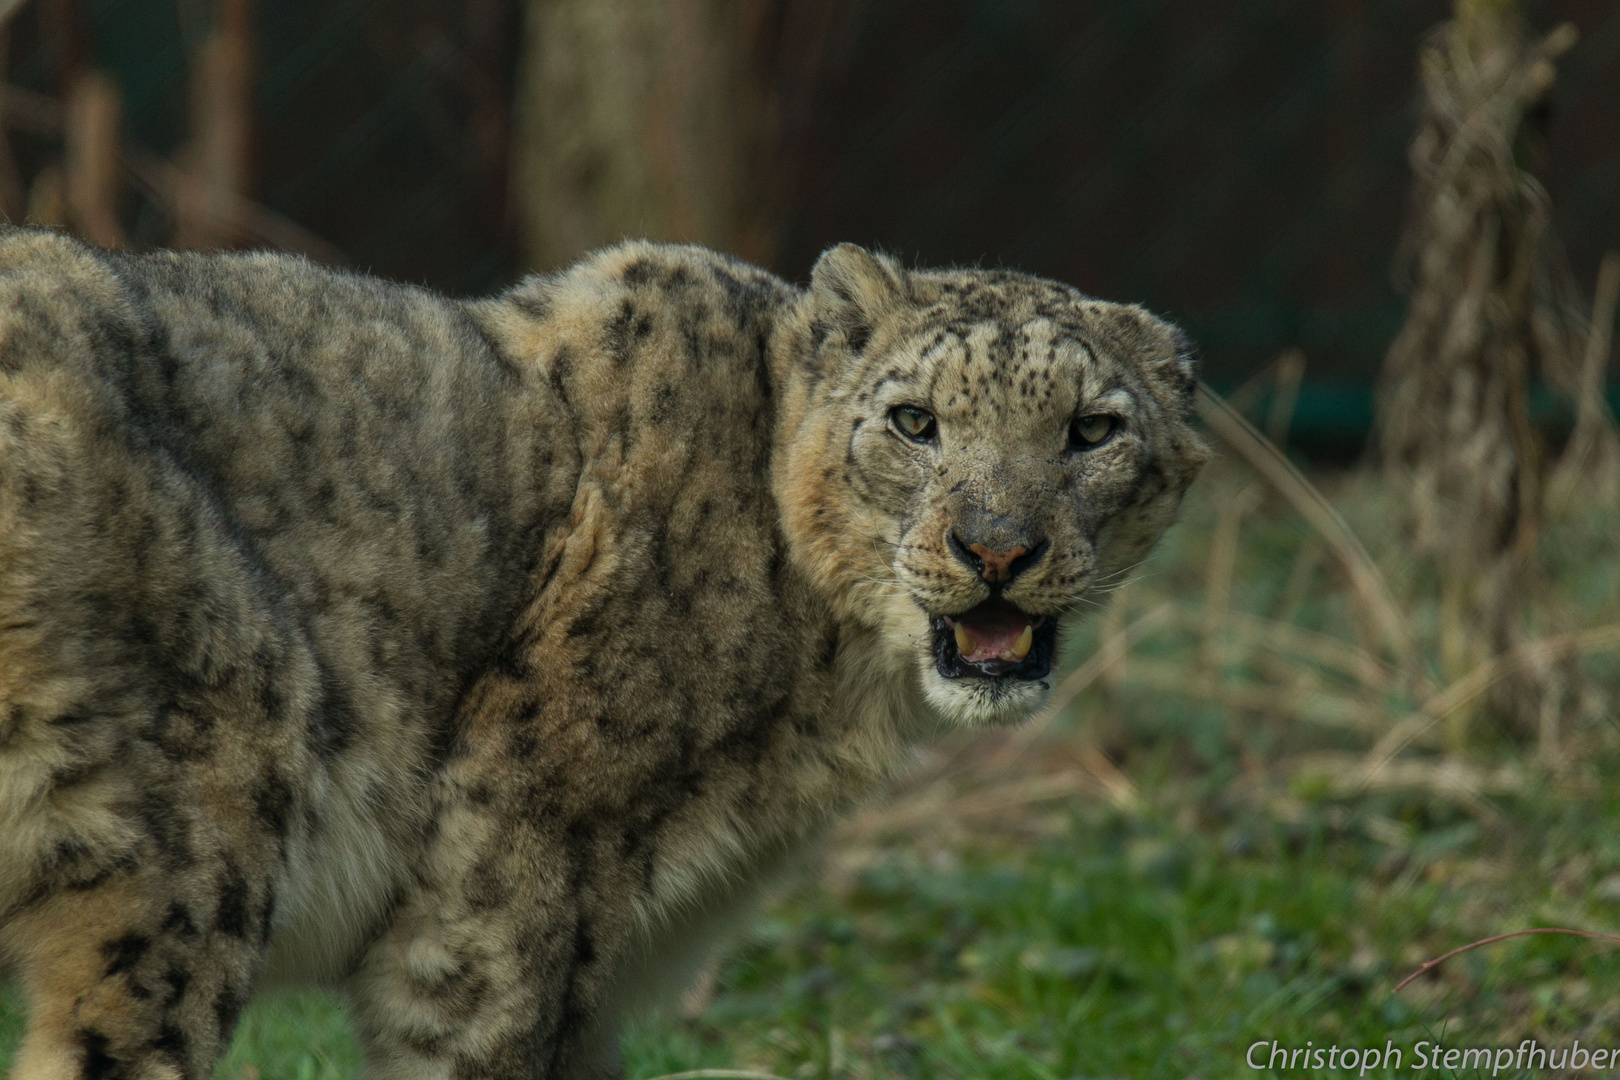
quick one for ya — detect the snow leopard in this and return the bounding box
[0,226,1207,1080]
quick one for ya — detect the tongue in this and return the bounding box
[949,599,1036,663]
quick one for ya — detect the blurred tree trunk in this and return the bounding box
[62,69,122,246]
[511,0,783,271]
[1376,0,1590,748]
[52,0,125,247]
[175,0,255,250]
[0,25,29,222]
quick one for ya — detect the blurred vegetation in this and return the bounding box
[1,0,1617,387]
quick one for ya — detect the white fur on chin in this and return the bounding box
[918,659,1049,727]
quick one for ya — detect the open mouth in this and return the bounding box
[932,597,1057,681]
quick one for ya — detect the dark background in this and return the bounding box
[7,0,1619,416]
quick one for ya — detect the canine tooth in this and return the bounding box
[1011,624,1033,660]
[954,623,975,656]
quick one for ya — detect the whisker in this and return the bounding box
[1089,568,1163,594]
[1093,559,1150,584]
[852,576,906,591]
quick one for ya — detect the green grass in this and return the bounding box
[10,788,1620,1079]
[213,992,361,1080]
[618,797,1620,1080]
[8,459,1620,1079]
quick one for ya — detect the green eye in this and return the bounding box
[1070,414,1116,448]
[890,405,937,442]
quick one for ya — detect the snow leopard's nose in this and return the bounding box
[946,517,1047,586]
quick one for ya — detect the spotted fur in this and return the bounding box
[0,229,1206,1080]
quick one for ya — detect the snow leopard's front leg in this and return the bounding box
[345,774,629,1080]
[2,850,280,1080]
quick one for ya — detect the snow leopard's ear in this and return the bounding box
[810,244,906,350]
[1163,321,1202,399]
[1098,304,1201,410]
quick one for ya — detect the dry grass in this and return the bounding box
[1375,2,1612,746]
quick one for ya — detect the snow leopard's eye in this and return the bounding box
[890,405,937,443]
[1069,414,1117,449]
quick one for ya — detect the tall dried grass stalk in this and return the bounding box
[1202,484,1261,669]
[0,26,24,222]
[62,70,123,248]
[1196,384,1419,678]
[1265,347,1306,449]
[1376,3,1585,739]
[1549,251,1620,508]
[175,0,255,251]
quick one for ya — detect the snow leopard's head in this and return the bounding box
[779,244,1209,727]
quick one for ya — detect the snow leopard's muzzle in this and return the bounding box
[927,517,1060,683]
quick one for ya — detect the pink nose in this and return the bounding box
[968,544,1027,583]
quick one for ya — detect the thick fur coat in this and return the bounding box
[0,227,1207,1080]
